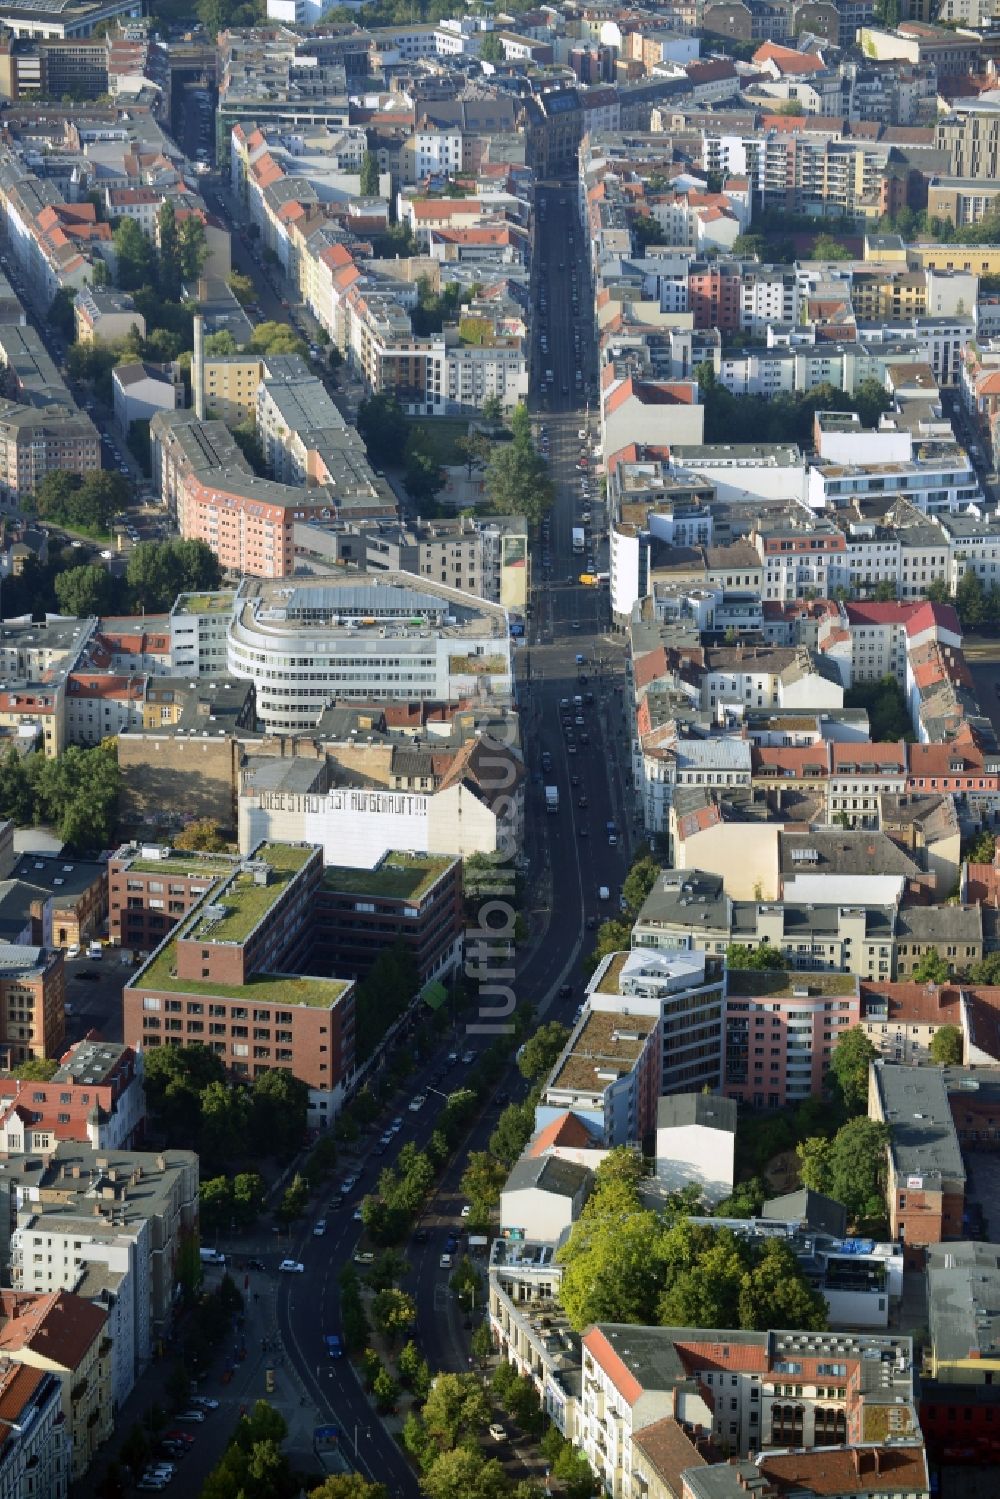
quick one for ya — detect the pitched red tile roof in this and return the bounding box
[0,1290,106,1371]
[582,1327,643,1404]
[528,1112,599,1157]
[758,1444,928,1495]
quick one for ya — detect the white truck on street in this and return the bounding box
[572,526,585,553]
[545,785,560,812]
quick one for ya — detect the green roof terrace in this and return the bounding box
[186,843,316,945]
[119,849,236,877]
[173,591,237,614]
[134,940,349,1008]
[322,852,454,903]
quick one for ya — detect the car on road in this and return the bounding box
[558,983,572,998]
[461,1050,475,1064]
[578,428,587,440]
[413,1227,429,1244]
[325,1333,343,1358]
[278,1260,304,1274]
[246,1258,267,1272]
[74,971,100,982]
[488,1424,506,1442]
[174,1410,206,1423]
[439,1253,453,1269]
[460,1204,472,1218]
[163,1433,195,1448]
[313,1219,327,1236]
[409,1094,427,1112]
[138,1479,169,1492]
[390,1117,404,1133]
[353,1206,364,1222]
[353,1250,375,1264]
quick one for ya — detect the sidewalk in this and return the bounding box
[79,1263,324,1497]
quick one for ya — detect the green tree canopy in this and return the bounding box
[357,392,409,465]
[912,948,951,984]
[113,216,156,290]
[174,818,227,852]
[828,1025,877,1115]
[28,741,120,849]
[247,320,308,360]
[517,1021,569,1081]
[125,538,222,611]
[55,564,118,618]
[484,436,554,528]
[798,1117,889,1228]
[359,150,380,197]
[9,1057,59,1080]
[930,1024,962,1065]
[725,942,785,970]
[622,854,660,914]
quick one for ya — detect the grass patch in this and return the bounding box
[323,853,452,901]
[404,417,471,467]
[127,854,234,876]
[188,843,311,943]
[175,592,235,614]
[133,944,349,1008]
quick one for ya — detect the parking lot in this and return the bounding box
[63,951,130,1045]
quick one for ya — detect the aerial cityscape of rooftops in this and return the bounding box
[2,0,1000,1496]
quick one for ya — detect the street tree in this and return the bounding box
[421,1448,510,1499]
[420,1371,489,1452]
[460,1150,508,1207]
[250,1069,308,1159]
[621,855,660,914]
[248,320,308,360]
[228,271,255,306]
[309,1478,389,1499]
[516,1022,569,1081]
[370,1288,417,1344]
[278,1172,309,1223]
[119,1422,150,1479]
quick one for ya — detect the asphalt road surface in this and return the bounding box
[264,181,636,1491]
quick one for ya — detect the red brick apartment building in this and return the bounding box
[315,851,463,985]
[124,843,355,1127]
[108,844,239,952]
[0,946,65,1069]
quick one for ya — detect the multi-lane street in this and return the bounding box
[265,181,637,1488]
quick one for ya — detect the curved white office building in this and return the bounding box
[227,572,513,732]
